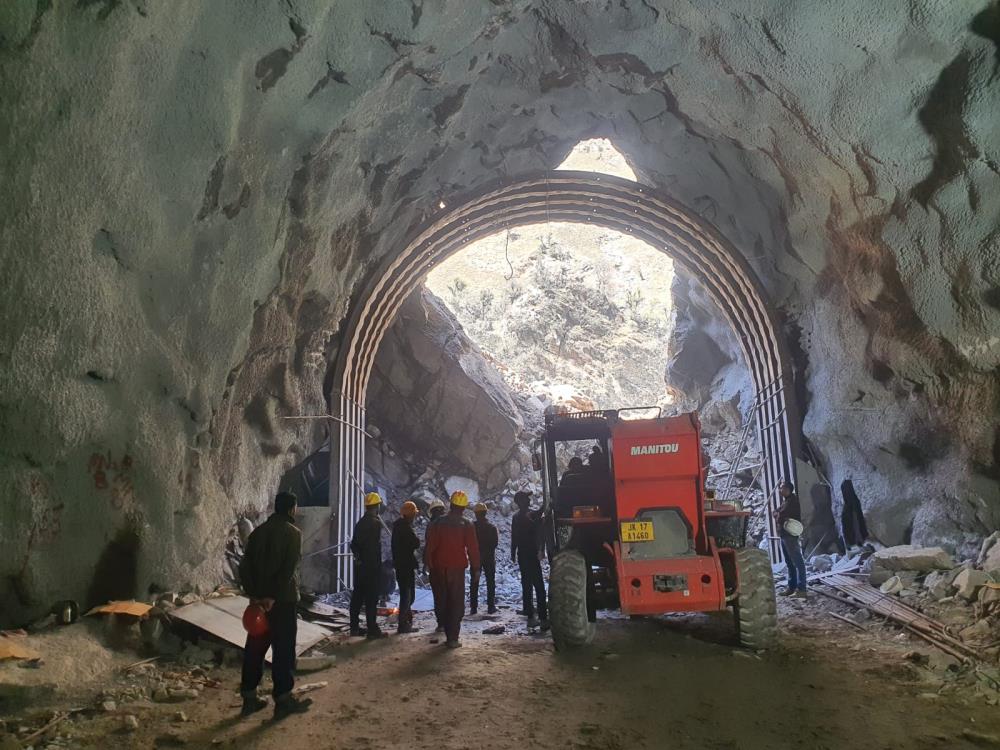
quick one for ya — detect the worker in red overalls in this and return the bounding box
[425,491,480,648]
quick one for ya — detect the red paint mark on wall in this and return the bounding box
[88,451,135,509]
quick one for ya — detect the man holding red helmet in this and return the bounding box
[239,491,312,719]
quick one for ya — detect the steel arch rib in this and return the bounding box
[330,172,799,580]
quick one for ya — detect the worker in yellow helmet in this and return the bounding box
[425,491,481,648]
[349,492,387,639]
[392,501,420,634]
[470,503,498,615]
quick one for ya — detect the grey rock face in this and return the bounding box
[367,290,525,495]
[1,1,998,625]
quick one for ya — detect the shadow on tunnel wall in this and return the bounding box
[279,445,331,507]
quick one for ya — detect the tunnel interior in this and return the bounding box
[2,1,1000,744]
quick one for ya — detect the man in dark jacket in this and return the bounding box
[392,501,420,634]
[776,480,807,598]
[426,491,480,648]
[350,492,388,639]
[511,491,548,629]
[470,503,498,615]
[239,492,312,719]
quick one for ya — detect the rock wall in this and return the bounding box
[365,289,530,499]
[1,1,998,625]
[666,272,752,433]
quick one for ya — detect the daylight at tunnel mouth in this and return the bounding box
[2,1,1000,747]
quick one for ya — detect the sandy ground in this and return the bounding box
[5,596,1000,750]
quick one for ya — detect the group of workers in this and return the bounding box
[349,488,548,648]
[237,488,547,719]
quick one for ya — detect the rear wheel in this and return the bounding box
[733,548,778,650]
[549,550,596,650]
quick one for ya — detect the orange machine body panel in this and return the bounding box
[610,413,726,614]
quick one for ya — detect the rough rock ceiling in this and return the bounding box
[0,1,997,624]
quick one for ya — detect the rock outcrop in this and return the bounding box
[365,289,529,499]
[1,1,998,625]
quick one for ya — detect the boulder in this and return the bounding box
[959,619,993,644]
[954,569,990,601]
[880,576,905,595]
[871,546,954,573]
[809,555,833,573]
[367,291,524,495]
[981,535,1000,575]
[922,570,956,600]
[978,585,1000,615]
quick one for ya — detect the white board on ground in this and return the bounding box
[171,595,331,663]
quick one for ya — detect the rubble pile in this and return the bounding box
[702,431,768,545]
[806,539,1000,703]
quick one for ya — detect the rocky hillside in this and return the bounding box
[425,220,676,412]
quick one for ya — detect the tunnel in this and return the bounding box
[1,1,999,746]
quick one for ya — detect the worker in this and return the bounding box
[425,491,481,648]
[777,479,808,598]
[470,502,498,615]
[424,498,447,633]
[555,456,589,518]
[511,491,548,629]
[587,444,608,476]
[392,501,421,634]
[560,456,587,486]
[238,491,312,719]
[350,492,388,639]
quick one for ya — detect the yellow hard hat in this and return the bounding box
[473,502,488,514]
[364,492,382,507]
[450,491,469,508]
[401,501,418,518]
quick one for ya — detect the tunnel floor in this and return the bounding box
[13,599,1000,750]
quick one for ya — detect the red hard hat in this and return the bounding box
[242,604,269,637]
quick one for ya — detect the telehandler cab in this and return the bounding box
[534,408,777,650]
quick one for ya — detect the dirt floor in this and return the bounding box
[5,594,1000,750]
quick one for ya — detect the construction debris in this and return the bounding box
[293,681,328,695]
[85,601,153,618]
[0,635,41,662]
[815,573,982,663]
[170,595,331,661]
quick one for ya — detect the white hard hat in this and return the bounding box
[428,499,446,511]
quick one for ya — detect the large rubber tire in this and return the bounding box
[734,548,778,650]
[549,550,596,650]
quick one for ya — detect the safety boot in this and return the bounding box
[240,691,267,717]
[273,694,312,720]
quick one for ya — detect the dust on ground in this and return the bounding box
[4,595,1000,750]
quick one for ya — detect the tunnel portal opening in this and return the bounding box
[327,159,799,590]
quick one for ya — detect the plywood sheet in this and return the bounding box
[0,636,40,661]
[171,596,331,662]
[85,601,153,617]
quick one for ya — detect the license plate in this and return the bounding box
[620,521,655,542]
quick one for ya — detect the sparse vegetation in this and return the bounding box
[426,221,675,410]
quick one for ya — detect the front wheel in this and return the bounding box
[733,548,778,650]
[549,550,596,650]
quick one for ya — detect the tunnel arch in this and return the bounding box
[329,171,799,587]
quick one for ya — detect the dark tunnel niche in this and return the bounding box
[840,479,869,548]
[86,527,140,608]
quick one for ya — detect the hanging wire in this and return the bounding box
[503,224,514,281]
